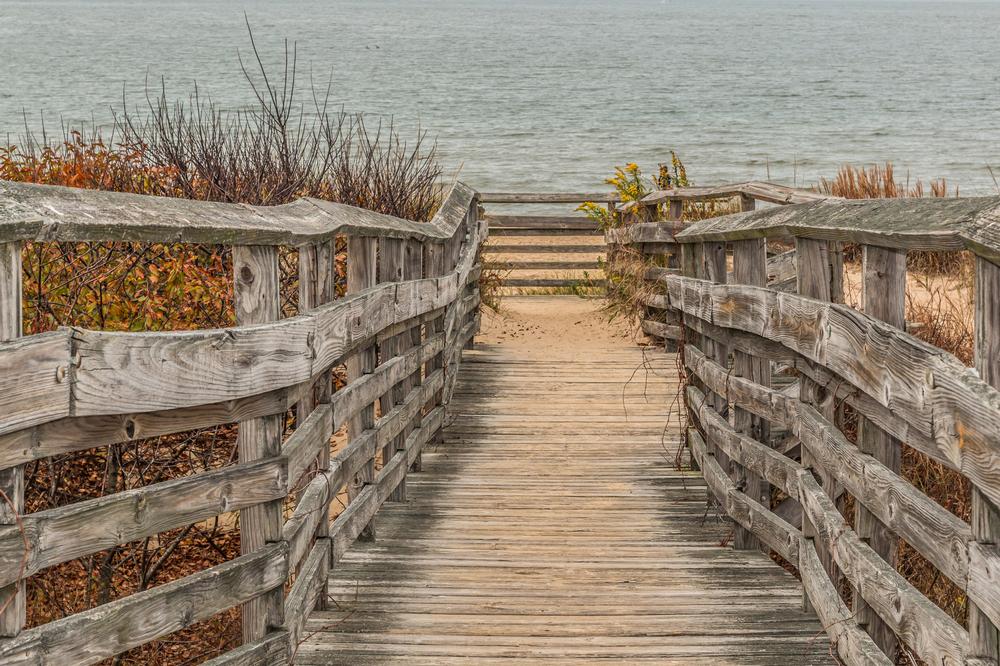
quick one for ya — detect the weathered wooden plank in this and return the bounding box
[484,243,602,254]
[674,194,1000,264]
[687,341,974,600]
[488,228,602,237]
[666,276,1000,510]
[730,238,771,553]
[970,255,1000,660]
[478,192,619,204]
[233,245,286,644]
[798,539,892,665]
[0,455,287,588]
[688,429,799,564]
[503,278,606,288]
[201,630,290,666]
[484,215,598,230]
[640,320,682,341]
[0,543,288,665]
[284,404,333,488]
[643,182,829,207]
[796,470,968,665]
[0,180,476,246]
[854,244,905,654]
[0,331,71,438]
[347,236,378,542]
[283,538,331,651]
[501,261,602,270]
[603,221,687,245]
[0,241,23,637]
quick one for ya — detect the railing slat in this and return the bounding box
[0,240,23,638]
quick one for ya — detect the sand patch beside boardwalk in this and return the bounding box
[477,295,642,353]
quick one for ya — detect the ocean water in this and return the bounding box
[1,0,999,194]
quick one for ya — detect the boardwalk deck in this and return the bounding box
[295,298,833,664]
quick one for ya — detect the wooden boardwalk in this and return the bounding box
[296,309,833,664]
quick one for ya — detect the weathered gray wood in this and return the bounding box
[639,320,682,341]
[665,276,1000,511]
[503,278,606,288]
[855,244,905,655]
[688,429,799,564]
[423,238,447,464]
[378,238,406,499]
[0,455,288,588]
[401,238,424,482]
[348,236,378,542]
[794,237,839,607]
[234,245,286,644]
[643,181,830,207]
[603,221,687,245]
[971,255,1000,661]
[283,538,330,651]
[488,227,603,237]
[484,215,598,230]
[0,241,23,637]
[478,192,619,204]
[0,330,70,439]
[0,180,476,246]
[202,630,290,666]
[0,543,288,665]
[673,193,1000,265]
[731,238,770,553]
[796,470,968,665]
[484,243,602,254]
[500,260,602,270]
[798,538,892,666]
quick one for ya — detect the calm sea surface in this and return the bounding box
[2,0,999,194]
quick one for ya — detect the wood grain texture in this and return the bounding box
[0,543,288,666]
[296,332,832,664]
[234,245,286,644]
[971,256,1000,660]
[665,275,1000,510]
[0,241,23,637]
[0,180,476,246]
[855,244,905,655]
[643,181,830,206]
[673,193,1000,263]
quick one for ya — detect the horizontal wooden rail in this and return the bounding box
[632,193,1000,664]
[479,192,619,204]
[0,180,487,663]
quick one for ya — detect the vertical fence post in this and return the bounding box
[853,245,905,655]
[794,237,841,608]
[347,236,378,541]
[0,242,24,639]
[297,240,335,611]
[233,245,285,644]
[377,238,405,500]
[394,238,422,500]
[422,238,447,466]
[731,238,770,552]
[971,255,1000,661]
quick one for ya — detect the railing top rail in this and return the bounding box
[673,195,1000,261]
[479,192,619,204]
[641,181,832,206]
[0,179,476,246]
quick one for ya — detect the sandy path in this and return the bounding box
[477,295,642,353]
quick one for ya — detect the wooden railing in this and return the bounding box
[604,182,821,348]
[0,180,485,663]
[479,192,617,290]
[630,189,1000,664]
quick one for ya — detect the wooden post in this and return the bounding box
[297,240,335,611]
[667,198,682,222]
[795,237,841,608]
[422,238,447,465]
[0,242,23,638]
[971,255,1000,661]
[377,238,405,501]
[233,245,285,644]
[853,245,905,655]
[347,236,377,541]
[731,238,770,552]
